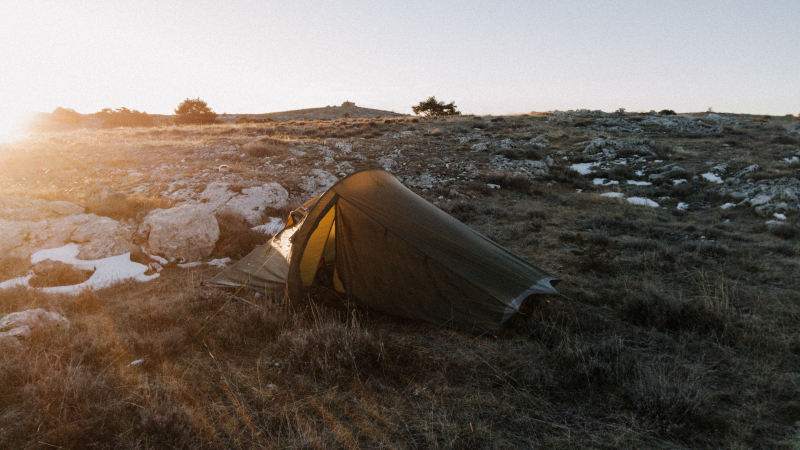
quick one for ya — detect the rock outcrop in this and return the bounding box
[140,204,220,262]
[0,309,70,350]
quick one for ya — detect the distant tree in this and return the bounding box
[412,96,461,117]
[51,107,83,124]
[93,107,154,128]
[173,98,218,125]
[658,109,677,115]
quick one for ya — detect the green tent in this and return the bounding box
[207,169,559,333]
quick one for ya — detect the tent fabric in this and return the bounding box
[208,169,558,333]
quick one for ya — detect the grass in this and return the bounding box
[0,113,798,448]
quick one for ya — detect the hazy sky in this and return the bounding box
[1,0,798,119]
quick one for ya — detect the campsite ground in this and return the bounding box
[0,108,798,449]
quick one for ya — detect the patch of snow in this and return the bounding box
[571,162,601,175]
[487,183,501,190]
[627,197,659,207]
[783,156,799,164]
[635,170,644,176]
[601,192,624,198]
[0,274,33,289]
[673,179,687,185]
[677,202,689,211]
[720,203,736,209]
[627,180,652,186]
[251,217,285,236]
[9,244,159,294]
[774,213,787,220]
[701,173,724,184]
[177,258,231,269]
[593,178,619,186]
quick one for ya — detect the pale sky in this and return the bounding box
[1,0,798,123]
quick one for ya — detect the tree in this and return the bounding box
[173,98,218,125]
[93,107,154,128]
[412,96,461,117]
[50,107,84,124]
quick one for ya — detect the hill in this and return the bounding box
[0,110,798,449]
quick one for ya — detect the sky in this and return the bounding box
[0,0,798,129]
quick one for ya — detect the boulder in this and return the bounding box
[0,195,84,221]
[140,204,220,262]
[70,215,138,259]
[299,169,339,195]
[218,183,289,225]
[0,309,70,350]
[787,121,800,135]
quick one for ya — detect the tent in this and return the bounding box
[207,169,559,333]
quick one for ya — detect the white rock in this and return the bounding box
[199,183,236,211]
[299,169,338,195]
[0,195,84,221]
[70,215,137,259]
[140,204,220,262]
[0,309,69,350]
[701,173,724,184]
[471,143,488,151]
[748,193,774,206]
[627,197,659,207]
[219,183,289,225]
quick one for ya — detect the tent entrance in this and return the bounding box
[297,206,344,293]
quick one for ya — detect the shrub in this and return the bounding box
[173,98,218,125]
[658,109,677,115]
[50,107,84,124]
[445,201,478,222]
[412,96,461,117]
[212,211,269,259]
[93,107,155,128]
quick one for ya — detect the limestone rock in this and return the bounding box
[0,309,70,350]
[219,183,289,225]
[70,215,137,259]
[0,195,84,221]
[299,170,338,195]
[140,204,220,262]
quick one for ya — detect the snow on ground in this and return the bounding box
[677,202,689,210]
[571,162,601,175]
[774,213,787,220]
[701,173,724,184]
[251,217,285,236]
[627,180,652,186]
[601,192,625,198]
[627,197,660,207]
[0,243,159,294]
[178,258,232,269]
[720,203,736,209]
[593,178,619,186]
[673,179,687,185]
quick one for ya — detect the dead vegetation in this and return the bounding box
[0,111,798,449]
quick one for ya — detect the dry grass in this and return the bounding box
[0,113,798,448]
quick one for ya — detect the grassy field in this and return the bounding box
[0,111,798,449]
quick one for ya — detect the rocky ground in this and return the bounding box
[0,108,798,449]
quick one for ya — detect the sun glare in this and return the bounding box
[0,110,27,142]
